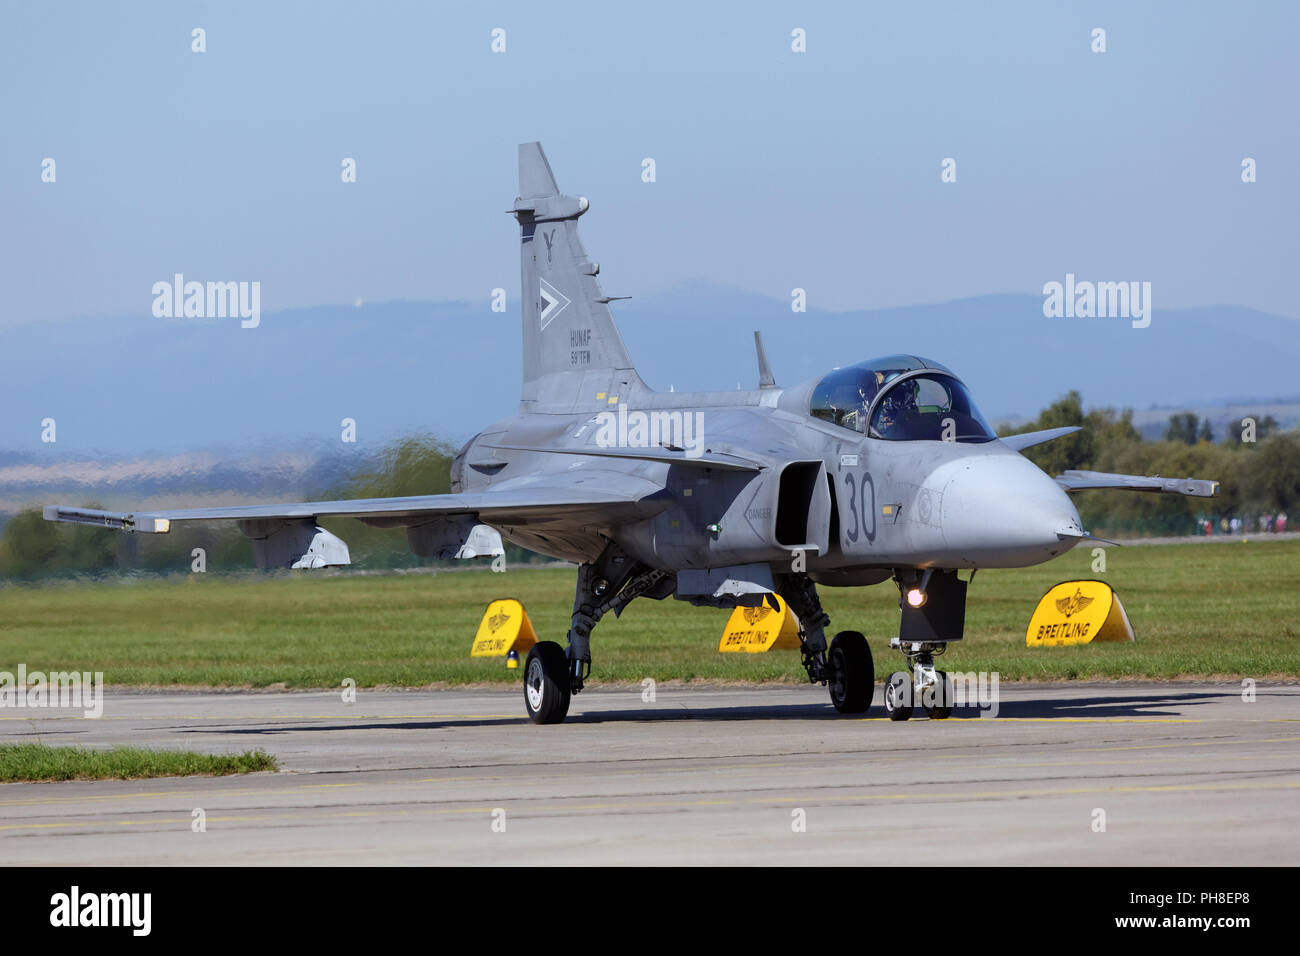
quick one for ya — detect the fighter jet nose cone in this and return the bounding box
[938,453,1084,567]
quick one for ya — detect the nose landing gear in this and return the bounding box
[881,567,966,720]
[884,638,954,720]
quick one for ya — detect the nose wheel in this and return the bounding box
[885,638,953,721]
[926,677,954,720]
[883,671,914,720]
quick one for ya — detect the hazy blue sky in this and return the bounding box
[2,1,1297,326]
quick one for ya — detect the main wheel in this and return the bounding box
[827,631,874,714]
[523,641,571,724]
[884,671,913,721]
[924,670,953,720]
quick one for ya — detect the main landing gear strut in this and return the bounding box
[780,573,875,714]
[782,568,966,720]
[523,544,671,724]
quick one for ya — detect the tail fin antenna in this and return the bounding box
[754,331,777,388]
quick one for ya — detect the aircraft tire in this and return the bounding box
[523,641,571,724]
[884,671,913,721]
[925,670,953,720]
[827,631,874,714]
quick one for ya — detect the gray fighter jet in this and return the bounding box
[46,143,1219,724]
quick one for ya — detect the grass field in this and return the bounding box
[0,744,276,782]
[1,539,1297,686]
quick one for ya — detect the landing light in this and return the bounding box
[905,588,927,608]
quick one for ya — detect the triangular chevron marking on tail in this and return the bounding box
[538,277,570,330]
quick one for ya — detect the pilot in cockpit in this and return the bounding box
[872,378,920,439]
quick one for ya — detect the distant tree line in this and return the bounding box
[3,402,1297,579]
[0,436,541,580]
[1001,392,1300,536]
[1164,411,1280,446]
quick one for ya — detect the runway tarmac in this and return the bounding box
[2,683,1297,865]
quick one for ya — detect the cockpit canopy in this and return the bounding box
[809,355,996,443]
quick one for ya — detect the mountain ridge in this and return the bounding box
[6,284,1297,458]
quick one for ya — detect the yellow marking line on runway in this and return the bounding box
[5,735,1296,810]
[0,713,520,722]
[0,761,797,808]
[415,760,798,784]
[860,717,1202,723]
[419,749,1300,783]
[1078,735,1300,753]
[4,750,1290,812]
[3,778,1299,833]
[0,814,282,830]
[938,753,1300,772]
[0,781,362,809]
[0,808,497,832]
[754,779,1300,804]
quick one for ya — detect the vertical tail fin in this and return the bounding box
[513,142,643,411]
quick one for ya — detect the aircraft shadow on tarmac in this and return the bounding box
[170,691,1236,734]
[176,717,530,734]
[570,691,1231,723]
[949,691,1232,720]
